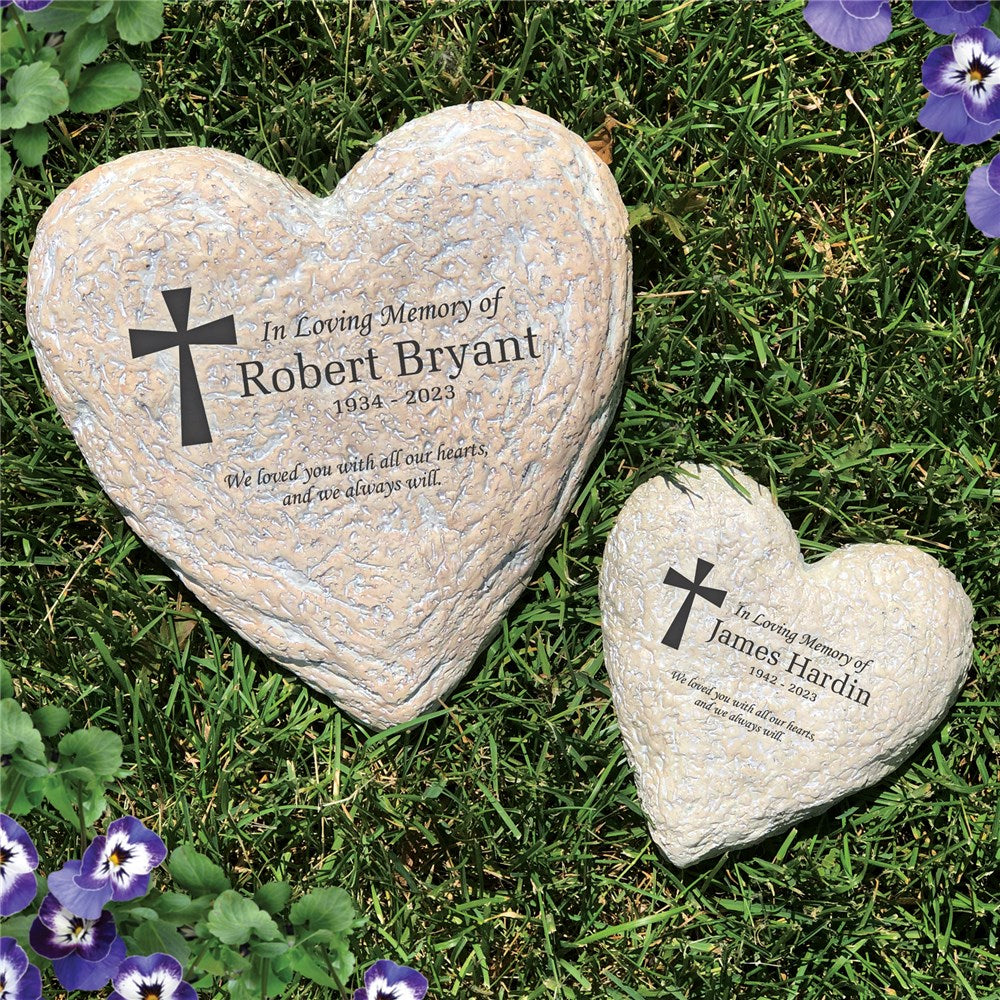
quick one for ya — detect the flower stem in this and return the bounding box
[75,785,87,855]
[10,10,36,57]
[188,939,210,973]
[0,768,26,812]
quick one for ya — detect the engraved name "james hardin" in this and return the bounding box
[706,618,872,708]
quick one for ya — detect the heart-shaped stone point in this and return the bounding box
[27,103,631,729]
[599,466,974,866]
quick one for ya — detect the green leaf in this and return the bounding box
[661,211,686,243]
[229,955,294,999]
[23,1,97,32]
[0,99,20,133]
[289,887,359,936]
[2,61,67,129]
[249,939,290,959]
[194,941,249,977]
[254,881,292,916]
[286,937,355,989]
[45,770,106,824]
[58,21,110,88]
[0,913,34,953]
[627,194,705,241]
[0,665,13,700]
[114,0,164,44]
[0,700,45,761]
[260,954,295,995]
[285,944,339,990]
[0,765,45,816]
[30,704,69,738]
[627,203,656,229]
[130,919,192,966]
[168,845,232,896]
[325,937,356,983]
[151,890,212,923]
[79,788,110,826]
[0,24,26,56]
[68,62,141,113]
[206,891,283,946]
[57,727,123,780]
[52,761,97,785]
[669,190,708,216]
[40,772,80,825]
[0,47,26,77]
[88,0,115,22]
[40,725,115,822]
[225,975,258,1000]
[8,757,48,779]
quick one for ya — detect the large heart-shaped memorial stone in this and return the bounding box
[599,465,973,866]
[27,103,631,729]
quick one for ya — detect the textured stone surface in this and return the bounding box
[27,102,631,730]
[599,465,974,867]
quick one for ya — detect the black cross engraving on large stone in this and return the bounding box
[129,288,237,447]
[662,559,727,649]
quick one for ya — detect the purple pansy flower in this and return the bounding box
[0,937,42,1000]
[804,0,892,52]
[48,858,113,919]
[354,960,428,1000]
[108,953,198,1000]
[47,817,166,918]
[53,937,128,991]
[966,152,1000,236]
[920,28,1000,143]
[0,1,55,10]
[77,816,167,903]
[912,1,990,34]
[0,814,38,917]
[28,892,125,990]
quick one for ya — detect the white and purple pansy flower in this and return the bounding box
[965,152,1000,236]
[108,952,198,1000]
[912,0,991,35]
[0,814,38,917]
[920,27,1000,144]
[47,817,166,917]
[354,960,428,1000]
[0,936,42,1000]
[28,892,126,990]
[803,0,892,53]
[0,0,55,11]
[77,816,167,903]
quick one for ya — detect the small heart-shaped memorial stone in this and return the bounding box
[27,103,631,729]
[599,465,973,867]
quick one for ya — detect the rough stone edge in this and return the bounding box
[25,102,633,730]
[599,463,975,866]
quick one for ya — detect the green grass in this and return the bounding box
[2,1,998,998]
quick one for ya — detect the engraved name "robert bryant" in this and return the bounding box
[236,327,542,397]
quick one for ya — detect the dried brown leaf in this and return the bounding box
[587,115,627,166]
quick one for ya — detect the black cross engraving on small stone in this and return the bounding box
[129,288,237,447]
[662,559,727,649]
